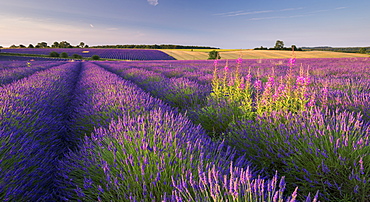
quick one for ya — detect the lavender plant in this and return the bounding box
[228,107,370,201]
[0,62,82,201]
[99,63,210,110]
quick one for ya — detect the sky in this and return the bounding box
[1,0,369,49]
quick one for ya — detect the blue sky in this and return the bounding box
[1,0,369,49]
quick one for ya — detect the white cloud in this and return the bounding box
[215,7,304,17]
[147,0,158,6]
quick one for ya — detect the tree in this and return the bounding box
[37,42,48,48]
[208,50,221,60]
[28,44,34,48]
[60,41,73,48]
[359,47,367,54]
[79,42,85,48]
[60,52,68,58]
[52,42,60,48]
[274,40,284,50]
[291,45,298,51]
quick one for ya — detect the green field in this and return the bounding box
[161,49,369,60]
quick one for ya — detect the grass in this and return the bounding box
[161,49,370,60]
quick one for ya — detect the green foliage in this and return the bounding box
[91,55,100,60]
[73,54,83,59]
[60,52,68,58]
[58,41,73,48]
[79,42,85,48]
[359,47,367,54]
[51,42,59,48]
[49,51,59,57]
[303,46,370,53]
[36,42,48,48]
[274,40,285,50]
[196,57,313,136]
[208,50,221,60]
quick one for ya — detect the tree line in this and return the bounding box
[3,41,219,50]
[6,41,88,49]
[90,44,219,49]
[254,40,303,51]
[301,46,369,54]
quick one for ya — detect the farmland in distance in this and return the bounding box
[1,51,369,201]
[162,49,370,60]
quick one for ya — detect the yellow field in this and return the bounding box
[161,49,369,60]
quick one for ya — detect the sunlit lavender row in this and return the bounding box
[0,61,314,201]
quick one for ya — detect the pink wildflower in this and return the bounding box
[288,58,296,67]
[296,76,305,86]
[236,58,242,65]
[307,94,315,107]
[277,84,285,93]
[296,76,310,86]
[214,59,219,67]
[305,77,311,85]
[224,65,229,72]
[254,79,262,91]
[266,77,274,88]
[245,74,252,83]
[239,77,246,89]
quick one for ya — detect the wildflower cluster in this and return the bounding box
[199,56,314,133]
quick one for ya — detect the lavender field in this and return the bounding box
[1,48,175,60]
[1,57,369,201]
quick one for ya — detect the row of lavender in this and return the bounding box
[0,62,313,201]
[96,58,370,201]
[0,55,71,61]
[0,62,81,200]
[0,61,67,86]
[1,48,176,60]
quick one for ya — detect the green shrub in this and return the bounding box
[49,51,59,57]
[208,50,221,60]
[72,54,82,59]
[91,55,100,60]
[60,52,68,58]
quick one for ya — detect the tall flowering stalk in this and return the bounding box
[199,58,253,133]
[286,48,297,101]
